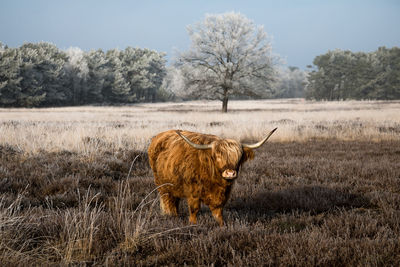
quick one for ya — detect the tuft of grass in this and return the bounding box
[49,189,104,264]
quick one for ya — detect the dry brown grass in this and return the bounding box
[0,99,399,265]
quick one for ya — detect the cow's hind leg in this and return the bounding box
[159,192,179,216]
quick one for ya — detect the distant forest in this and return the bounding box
[0,42,166,107]
[306,47,400,100]
[0,42,399,107]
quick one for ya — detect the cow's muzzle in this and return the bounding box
[222,169,237,180]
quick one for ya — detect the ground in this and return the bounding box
[0,99,399,265]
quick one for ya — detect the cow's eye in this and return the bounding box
[215,156,225,167]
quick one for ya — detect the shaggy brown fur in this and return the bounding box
[148,130,255,226]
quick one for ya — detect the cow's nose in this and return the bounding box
[222,169,237,179]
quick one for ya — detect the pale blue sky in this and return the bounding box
[1,0,399,68]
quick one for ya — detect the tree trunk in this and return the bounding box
[222,96,228,113]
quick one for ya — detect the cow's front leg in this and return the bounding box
[159,192,179,216]
[210,206,224,226]
[187,197,200,224]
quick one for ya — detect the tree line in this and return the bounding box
[1,13,399,109]
[0,42,166,107]
[306,46,400,100]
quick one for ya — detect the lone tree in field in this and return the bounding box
[176,12,275,112]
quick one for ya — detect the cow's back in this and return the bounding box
[148,130,218,185]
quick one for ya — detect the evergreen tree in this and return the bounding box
[85,49,107,103]
[19,42,68,106]
[111,70,130,101]
[145,50,167,102]
[103,49,131,102]
[121,47,165,102]
[364,47,400,99]
[0,47,24,106]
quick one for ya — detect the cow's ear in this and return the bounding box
[242,147,254,163]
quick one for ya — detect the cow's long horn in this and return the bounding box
[176,131,213,150]
[242,128,277,149]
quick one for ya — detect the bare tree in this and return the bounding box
[175,12,275,112]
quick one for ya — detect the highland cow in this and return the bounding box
[148,128,277,226]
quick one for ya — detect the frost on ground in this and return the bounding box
[0,99,399,154]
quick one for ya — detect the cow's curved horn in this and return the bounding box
[176,131,213,150]
[242,128,277,149]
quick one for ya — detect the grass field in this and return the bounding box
[0,99,400,265]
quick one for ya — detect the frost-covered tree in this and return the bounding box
[176,12,275,112]
[160,66,184,100]
[65,47,89,104]
[272,66,308,98]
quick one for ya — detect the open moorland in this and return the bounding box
[0,99,400,265]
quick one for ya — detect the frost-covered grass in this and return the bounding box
[0,99,399,154]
